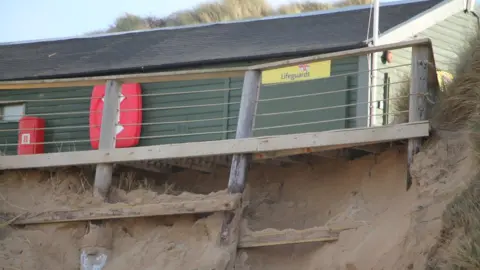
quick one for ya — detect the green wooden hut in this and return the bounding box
[0,0,476,154]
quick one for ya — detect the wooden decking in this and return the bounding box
[0,121,429,170]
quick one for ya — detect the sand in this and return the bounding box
[0,130,474,270]
[0,168,233,270]
[236,131,473,270]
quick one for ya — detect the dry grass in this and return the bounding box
[427,174,480,270]
[277,1,332,14]
[391,27,479,130]
[114,169,178,195]
[431,29,480,131]
[335,0,372,7]
[426,25,480,270]
[391,75,411,124]
[94,0,377,34]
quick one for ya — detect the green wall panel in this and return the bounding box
[0,86,92,155]
[138,78,242,145]
[0,57,359,154]
[253,56,358,137]
[254,76,349,137]
[332,57,359,128]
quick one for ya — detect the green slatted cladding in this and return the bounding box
[0,86,92,155]
[0,57,359,154]
[137,78,243,145]
[254,76,349,137]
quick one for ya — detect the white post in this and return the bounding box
[373,0,380,44]
[369,0,380,127]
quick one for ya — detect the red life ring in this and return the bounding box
[89,83,142,149]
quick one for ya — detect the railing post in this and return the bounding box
[81,80,121,270]
[227,70,261,194]
[93,80,121,199]
[407,46,429,190]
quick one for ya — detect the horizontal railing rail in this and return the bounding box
[250,38,433,71]
[0,67,249,90]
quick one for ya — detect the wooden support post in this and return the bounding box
[93,80,121,199]
[221,70,261,269]
[82,80,121,270]
[407,46,429,190]
[227,70,261,194]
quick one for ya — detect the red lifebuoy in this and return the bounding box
[89,83,142,149]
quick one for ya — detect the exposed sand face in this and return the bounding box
[0,131,473,270]
[0,215,231,270]
[0,169,233,270]
[247,132,472,270]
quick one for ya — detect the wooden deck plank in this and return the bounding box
[0,121,429,170]
[239,228,338,248]
[8,193,241,225]
[252,142,385,160]
[238,222,363,248]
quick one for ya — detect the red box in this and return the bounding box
[17,116,46,155]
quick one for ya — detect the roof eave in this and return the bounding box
[0,42,367,82]
[369,0,467,46]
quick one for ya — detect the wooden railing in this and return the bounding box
[0,38,436,194]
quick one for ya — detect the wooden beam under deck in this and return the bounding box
[238,227,339,248]
[0,121,429,170]
[253,142,394,162]
[238,221,363,248]
[133,142,393,173]
[7,193,241,225]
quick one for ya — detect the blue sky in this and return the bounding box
[0,0,311,43]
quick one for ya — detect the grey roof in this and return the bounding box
[0,0,443,81]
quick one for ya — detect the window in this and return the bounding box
[1,103,25,121]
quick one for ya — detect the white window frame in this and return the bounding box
[0,103,26,122]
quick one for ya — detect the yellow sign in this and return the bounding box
[261,60,331,85]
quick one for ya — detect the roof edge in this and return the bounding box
[0,43,367,82]
[373,0,467,45]
[1,0,428,46]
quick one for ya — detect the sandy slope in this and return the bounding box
[0,131,474,270]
